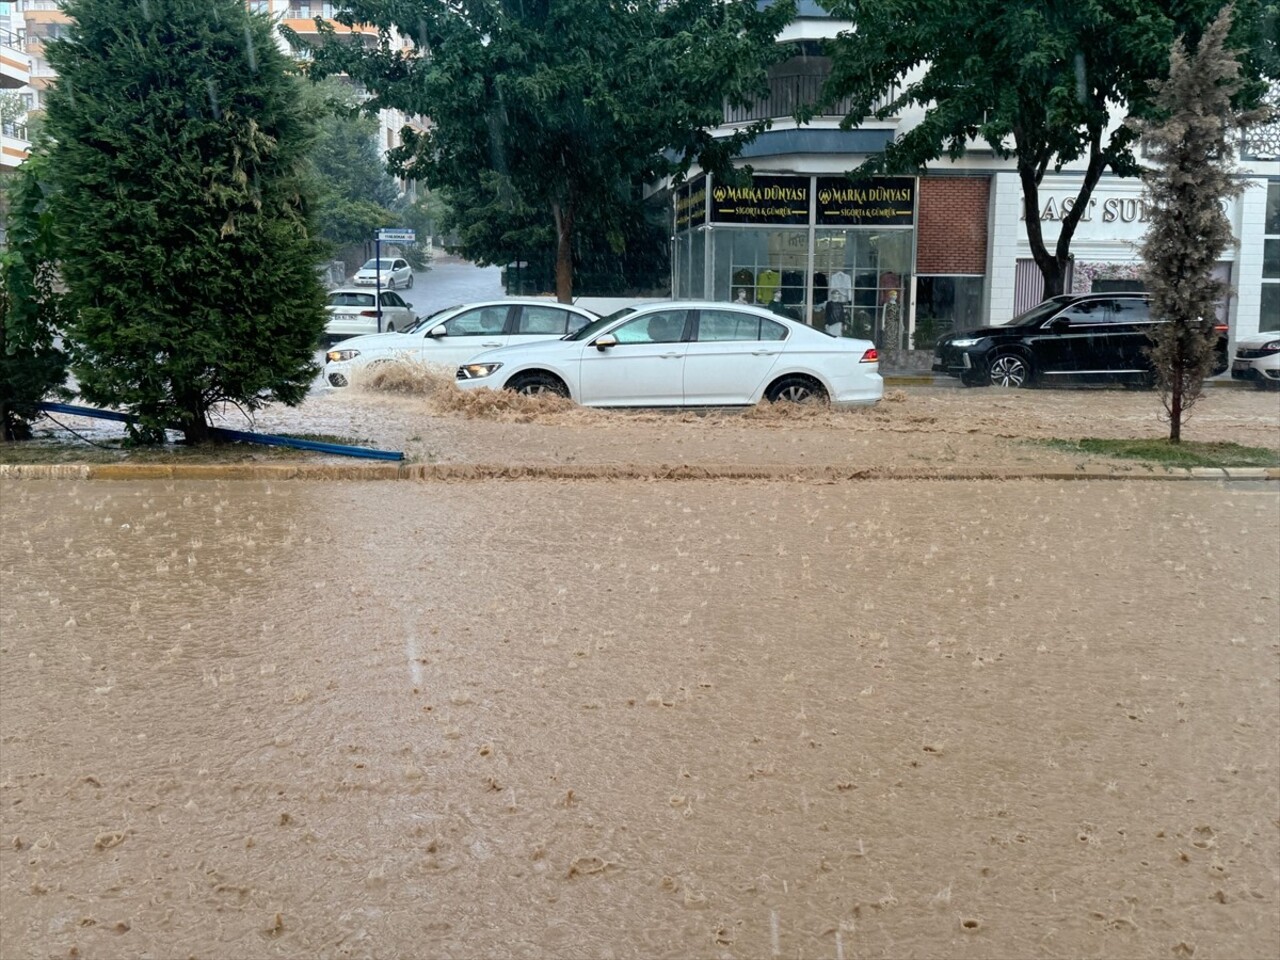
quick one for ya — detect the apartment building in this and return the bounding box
[8,0,423,190]
[1,3,31,172]
[672,2,1280,346]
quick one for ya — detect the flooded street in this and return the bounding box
[2,478,1278,959]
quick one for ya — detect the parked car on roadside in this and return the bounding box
[454,301,883,407]
[1230,332,1280,389]
[352,257,413,289]
[324,288,416,345]
[324,299,597,387]
[932,293,1229,388]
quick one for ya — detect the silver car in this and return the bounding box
[351,257,414,289]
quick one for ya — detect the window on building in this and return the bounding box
[1264,180,1280,333]
[915,276,984,348]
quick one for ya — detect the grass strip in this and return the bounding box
[1038,437,1280,468]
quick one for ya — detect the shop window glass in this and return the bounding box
[714,228,809,315]
[915,276,984,348]
[813,227,913,345]
[690,230,706,299]
[1266,180,1280,235]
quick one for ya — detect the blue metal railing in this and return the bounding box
[38,402,405,461]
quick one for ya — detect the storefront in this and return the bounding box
[673,174,917,349]
[989,172,1254,331]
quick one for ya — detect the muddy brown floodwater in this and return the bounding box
[2,478,1278,959]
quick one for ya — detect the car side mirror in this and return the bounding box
[1050,316,1070,331]
[593,334,618,350]
[429,325,447,338]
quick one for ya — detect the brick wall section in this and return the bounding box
[916,177,990,274]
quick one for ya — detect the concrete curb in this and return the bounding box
[3,463,1277,483]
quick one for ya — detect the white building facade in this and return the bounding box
[673,3,1280,350]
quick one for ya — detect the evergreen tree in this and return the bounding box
[1,157,69,441]
[1138,5,1269,442]
[43,0,328,445]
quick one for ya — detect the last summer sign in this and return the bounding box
[816,177,916,226]
[710,176,809,224]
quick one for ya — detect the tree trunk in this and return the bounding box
[1168,373,1183,443]
[1018,163,1070,298]
[1017,130,1108,301]
[551,199,574,304]
[178,395,211,446]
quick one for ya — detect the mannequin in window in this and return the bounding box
[768,290,797,320]
[734,288,749,304]
[825,270,852,336]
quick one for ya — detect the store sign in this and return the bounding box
[710,175,809,224]
[1020,176,1237,245]
[816,177,915,226]
[675,176,707,230]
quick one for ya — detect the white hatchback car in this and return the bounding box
[324,288,416,345]
[455,301,882,407]
[351,257,414,289]
[324,299,597,387]
[1230,332,1280,389]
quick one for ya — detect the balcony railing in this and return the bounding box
[1240,84,1279,161]
[724,73,900,125]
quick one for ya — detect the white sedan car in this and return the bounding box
[324,299,597,387]
[1230,332,1280,389]
[351,257,414,289]
[455,301,882,407]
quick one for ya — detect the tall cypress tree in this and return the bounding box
[1139,5,1269,442]
[43,0,327,444]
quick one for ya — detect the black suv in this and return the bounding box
[932,293,1229,388]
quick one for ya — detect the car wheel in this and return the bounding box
[407,274,415,289]
[765,375,828,404]
[987,352,1032,388]
[506,371,569,398]
[386,277,396,290]
[959,371,987,387]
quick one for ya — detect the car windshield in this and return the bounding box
[1003,297,1073,326]
[566,307,636,341]
[403,304,459,334]
[361,259,397,270]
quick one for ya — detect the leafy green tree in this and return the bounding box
[1139,6,1269,442]
[819,0,1278,298]
[302,78,400,251]
[300,0,796,302]
[42,0,328,445]
[439,171,669,295]
[1,157,69,441]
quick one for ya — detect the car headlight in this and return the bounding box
[1262,340,1280,353]
[458,362,503,380]
[949,337,984,348]
[326,349,360,363]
